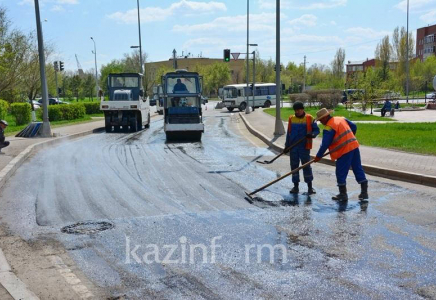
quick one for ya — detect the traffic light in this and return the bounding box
[274,64,283,72]
[54,61,59,71]
[59,61,64,71]
[224,49,230,62]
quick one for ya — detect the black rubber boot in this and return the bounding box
[307,182,316,195]
[332,185,348,201]
[358,181,369,200]
[290,183,299,194]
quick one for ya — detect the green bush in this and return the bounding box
[39,103,86,121]
[60,103,85,120]
[11,103,31,125]
[0,100,9,120]
[83,102,101,115]
[289,93,310,102]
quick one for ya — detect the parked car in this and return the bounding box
[341,89,364,103]
[28,100,41,110]
[426,92,436,100]
[37,98,68,105]
[383,91,401,100]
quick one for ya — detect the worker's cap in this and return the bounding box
[292,101,304,110]
[0,120,8,126]
[315,108,332,121]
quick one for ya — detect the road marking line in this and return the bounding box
[0,249,40,300]
[48,255,94,299]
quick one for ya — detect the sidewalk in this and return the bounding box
[0,119,105,171]
[240,108,436,183]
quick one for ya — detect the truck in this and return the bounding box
[162,70,204,141]
[100,73,150,133]
[152,85,164,115]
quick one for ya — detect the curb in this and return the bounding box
[0,126,103,300]
[239,112,436,188]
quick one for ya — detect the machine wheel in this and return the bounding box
[130,115,138,132]
[227,107,234,112]
[194,132,202,141]
[145,113,150,128]
[105,125,112,133]
[165,132,174,141]
[114,125,121,132]
[264,100,271,108]
[239,102,247,111]
[137,115,143,130]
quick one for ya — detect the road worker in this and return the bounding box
[313,108,368,201]
[285,101,320,195]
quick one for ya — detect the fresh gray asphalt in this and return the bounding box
[0,108,435,299]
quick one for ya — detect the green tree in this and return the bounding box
[375,35,392,81]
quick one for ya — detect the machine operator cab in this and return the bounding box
[101,73,150,133]
[162,70,204,141]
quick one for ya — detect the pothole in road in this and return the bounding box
[61,221,114,235]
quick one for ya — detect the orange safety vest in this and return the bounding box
[326,117,359,160]
[288,114,314,149]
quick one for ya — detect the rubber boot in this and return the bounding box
[307,182,316,195]
[332,185,348,202]
[290,183,299,194]
[358,181,369,201]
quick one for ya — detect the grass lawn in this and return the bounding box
[355,123,436,155]
[264,106,395,122]
[5,114,98,137]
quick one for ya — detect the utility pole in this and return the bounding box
[406,0,410,104]
[91,37,98,101]
[274,0,285,135]
[34,0,51,137]
[245,0,250,114]
[173,49,176,69]
[303,55,307,92]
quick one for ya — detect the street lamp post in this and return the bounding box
[90,37,98,101]
[406,0,410,104]
[137,0,143,73]
[245,0,250,114]
[274,0,285,135]
[34,0,51,137]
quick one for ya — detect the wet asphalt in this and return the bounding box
[1,108,436,299]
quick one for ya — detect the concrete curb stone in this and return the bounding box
[239,112,436,188]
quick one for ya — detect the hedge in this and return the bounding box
[0,100,9,120]
[11,103,31,125]
[83,102,101,115]
[38,103,86,121]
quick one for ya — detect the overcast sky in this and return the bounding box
[2,0,436,72]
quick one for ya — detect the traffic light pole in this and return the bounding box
[54,66,59,100]
[34,0,51,137]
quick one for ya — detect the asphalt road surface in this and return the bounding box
[1,107,436,299]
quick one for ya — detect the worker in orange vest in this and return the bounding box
[313,108,368,202]
[285,101,320,195]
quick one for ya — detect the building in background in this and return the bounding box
[416,24,436,61]
[346,59,376,79]
[145,51,245,86]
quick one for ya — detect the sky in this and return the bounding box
[1,0,436,73]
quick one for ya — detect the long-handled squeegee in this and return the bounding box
[246,151,331,201]
[256,136,306,165]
